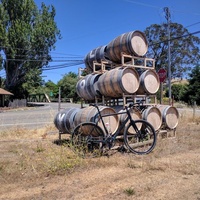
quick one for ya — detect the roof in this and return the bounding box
[0,88,13,95]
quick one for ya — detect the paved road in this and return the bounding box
[0,102,199,131]
[0,102,81,130]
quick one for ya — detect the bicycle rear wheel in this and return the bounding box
[124,120,156,155]
[72,122,105,157]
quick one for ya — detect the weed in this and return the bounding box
[124,187,136,196]
[35,143,45,153]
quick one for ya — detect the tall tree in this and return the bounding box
[144,23,200,79]
[0,0,61,98]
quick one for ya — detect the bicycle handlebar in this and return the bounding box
[125,99,145,109]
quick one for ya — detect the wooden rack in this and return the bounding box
[76,53,177,139]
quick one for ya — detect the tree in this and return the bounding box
[183,65,200,105]
[0,0,61,98]
[44,80,58,98]
[20,68,44,98]
[144,23,200,79]
[165,83,188,102]
[57,72,79,102]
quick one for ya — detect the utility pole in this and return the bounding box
[58,86,61,111]
[164,7,172,105]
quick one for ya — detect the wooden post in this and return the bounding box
[160,82,163,104]
[193,101,196,120]
[58,87,61,111]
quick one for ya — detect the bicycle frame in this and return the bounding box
[73,102,157,155]
[91,104,140,142]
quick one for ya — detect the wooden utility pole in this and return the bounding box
[164,7,172,105]
[58,87,61,111]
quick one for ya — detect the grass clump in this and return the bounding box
[124,187,136,196]
[35,142,45,153]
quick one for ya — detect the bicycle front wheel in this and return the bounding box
[72,122,105,157]
[124,120,157,155]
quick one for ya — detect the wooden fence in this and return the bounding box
[8,99,27,108]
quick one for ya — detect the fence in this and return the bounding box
[8,99,27,108]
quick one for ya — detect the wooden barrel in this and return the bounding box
[106,31,148,63]
[157,105,179,129]
[136,69,160,95]
[116,106,142,134]
[84,45,108,72]
[76,123,105,137]
[74,106,119,135]
[76,74,101,100]
[142,106,162,131]
[113,106,142,123]
[97,66,139,98]
[54,107,81,134]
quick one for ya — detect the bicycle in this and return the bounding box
[71,102,157,157]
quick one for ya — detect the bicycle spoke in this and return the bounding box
[72,123,105,158]
[124,120,156,155]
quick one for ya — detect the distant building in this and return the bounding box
[0,88,13,107]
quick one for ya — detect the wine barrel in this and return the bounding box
[97,66,139,98]
[157,105,179,129]
[106,31,148,63]
[76,74,101,100]
[74,106,119,135]
[142,106,162,131]
[117,106,142,134]
[76,123,105,137]
[113,106,142,123]
[84,45,108,72]
[54,107,81,134]
[136,69,160,95]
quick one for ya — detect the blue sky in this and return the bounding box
[33,0,200,83]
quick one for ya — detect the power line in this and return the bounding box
[0,45,84,57]
[172,9,200,16]
[123,0,160,9]
[4,58,83,62]
[186,21,200,28]
[0,53,84,60]
[44,30,200,71]
[50,51,84,57]
[42,61,84,71]
[149,30,200,47]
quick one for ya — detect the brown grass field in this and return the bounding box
[0,109,200,200]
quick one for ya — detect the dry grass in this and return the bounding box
[0,126,84,182]
[0,111,200,199]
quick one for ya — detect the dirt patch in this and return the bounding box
[0,117,200,200]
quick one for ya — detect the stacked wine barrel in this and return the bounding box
[54,30,179,135]
[84,30,148,72]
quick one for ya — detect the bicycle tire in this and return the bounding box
[71,122,105,157]
[123,120,157,155]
